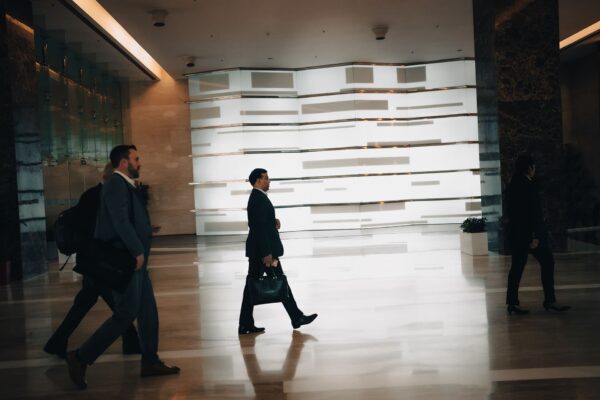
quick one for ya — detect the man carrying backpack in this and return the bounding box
[44,162,140,359]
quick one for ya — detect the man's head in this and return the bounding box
[101,162,114,184]
[110,144,140,179]
[515,153,535,178]
[249,168,269,191]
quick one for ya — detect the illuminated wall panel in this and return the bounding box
[188,60,481,235]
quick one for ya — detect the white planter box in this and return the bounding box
[460,231,488,256]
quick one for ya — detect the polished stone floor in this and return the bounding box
[1,225,600,399]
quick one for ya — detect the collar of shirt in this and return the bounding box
[253,187,268,196]
[114,170,137,188]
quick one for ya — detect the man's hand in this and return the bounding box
[135,254,145,271]
[275,218,281,230]
[529,238,540,250]
[262,254,273,267]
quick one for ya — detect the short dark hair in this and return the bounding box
[515,153,535,175]
[249,168,267,186]
[109,145,137,168]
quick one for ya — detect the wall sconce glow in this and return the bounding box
[67,0,166,80]
[560,20,600,50]
[5,14,34,35]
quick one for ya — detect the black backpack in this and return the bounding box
[54,205,86,256]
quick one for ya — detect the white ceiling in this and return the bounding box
[32,0,600,81]
[98,0,476,77]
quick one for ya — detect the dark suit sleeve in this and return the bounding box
[249,196,272,258]
[530,183,546,240]
[103,178,145,258]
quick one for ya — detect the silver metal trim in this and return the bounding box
[191,113,478,131]
[190,195,482,212]
[186,85,477,103]
[183,57,476,77]
[211,124,357,134]
[361,220,428,227]
[421,213,482,218]
[240,110,299,115]
[188,168,481,185]
[191,140,479,158]
[397,102,464,110]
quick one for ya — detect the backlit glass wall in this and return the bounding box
[35,30,124,234]
[188,60,481,235]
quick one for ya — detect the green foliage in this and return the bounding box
[460,217,486,233]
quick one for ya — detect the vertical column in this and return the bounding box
[473,0,566,252]
[0,0,47,282]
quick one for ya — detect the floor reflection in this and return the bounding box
[240,331,317,399]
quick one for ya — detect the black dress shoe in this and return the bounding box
[543,302,571,312]
[66,350,87,390]
[43,340,67,359]
[292,313,318,329]
[238,325,266,335]
[141,361,181,377]
[507,305,529,315]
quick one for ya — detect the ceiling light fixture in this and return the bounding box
[372,25,388,40]
[560,19,600,50]
[64,0,167,80]
[150,9,168,27]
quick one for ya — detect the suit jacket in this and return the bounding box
[245,188,283,259]
[506,174,547,245]
[94,173,152,259]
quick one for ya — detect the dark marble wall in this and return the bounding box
[473,0,567,251]
[0,0,47,282]
[561,46,600,236]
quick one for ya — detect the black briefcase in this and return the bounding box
[74,239,136,293]
[248,271,290,305]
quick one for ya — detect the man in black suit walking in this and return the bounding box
[44,163,140,359]
[65,145,179,389]
[238,168,317,334]
[505,153,570,315]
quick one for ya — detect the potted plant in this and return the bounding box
[460,217,488,255]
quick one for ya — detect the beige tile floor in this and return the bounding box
[1,225,599,399]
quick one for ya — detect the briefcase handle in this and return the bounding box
[260,268,282,280]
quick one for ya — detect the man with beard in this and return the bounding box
[44,162,140,359]
[65,145,179,389]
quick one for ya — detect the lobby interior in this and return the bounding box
[1,1,600,399]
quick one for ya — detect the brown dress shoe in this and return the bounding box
[66,350,87,389]
[141,361,181,377]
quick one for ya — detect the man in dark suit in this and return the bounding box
[505,153,570,315]
[65,145,179,390]
[44,163,140,359]
[238,168,317,334]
